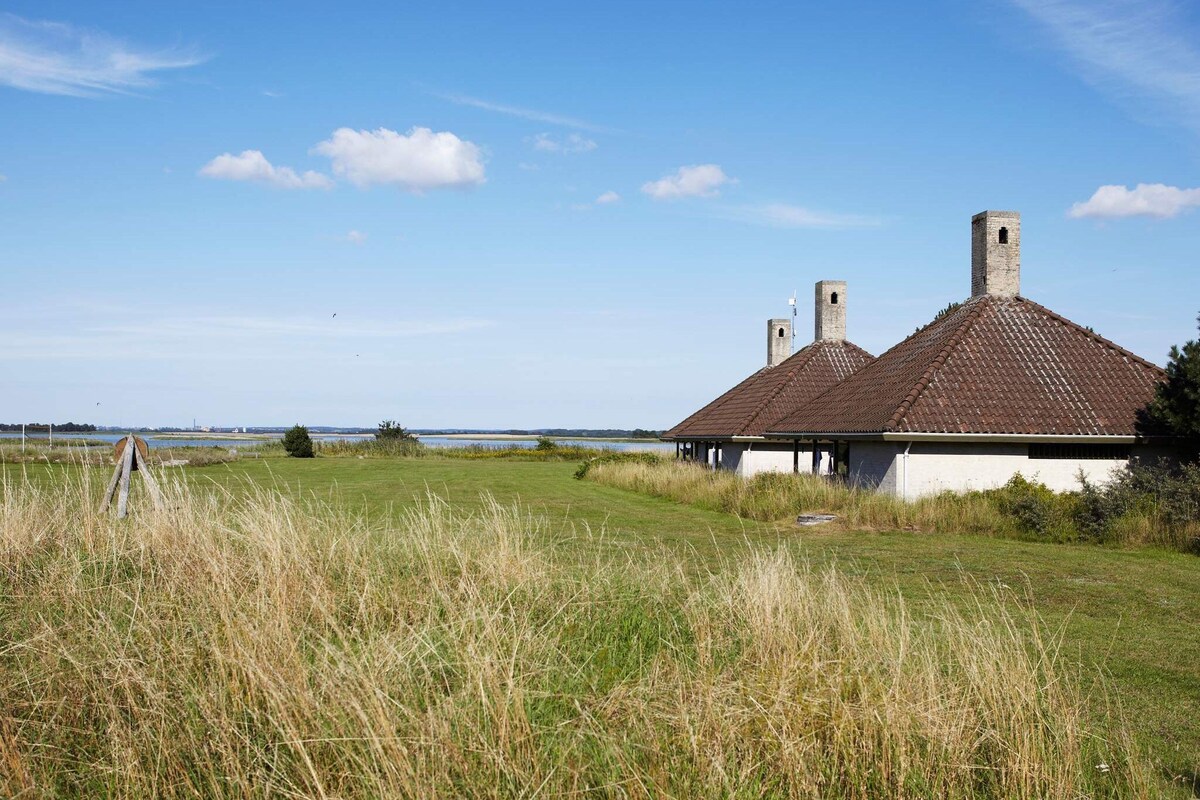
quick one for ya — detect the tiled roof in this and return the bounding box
[768,295,1165,436]
[663,340,874,439]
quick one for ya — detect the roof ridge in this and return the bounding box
[884,297,989,432]
[736,342,823,434]
[663,367,766,437]
[1015,296,1166,377]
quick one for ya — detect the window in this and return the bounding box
[1028,443,1130,460]
[998,227,1008,244]
[830,292,839,304]
[778,327,786,338]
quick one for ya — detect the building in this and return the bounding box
[766,211,1168,497]
[662,281,874,477]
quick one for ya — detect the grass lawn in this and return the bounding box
[7,454,1199,793]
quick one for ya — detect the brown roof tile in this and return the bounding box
[768,295,1165,436]
[664,340,874,439]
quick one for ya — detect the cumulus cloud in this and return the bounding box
[1068,183,1200,218]
[0,13,204,96]
[530,132,597,153]
[641,164,731,200]
[728,203,881,228]
[595,190,620,205]
[199,150,332,190]
[312,127,485,192]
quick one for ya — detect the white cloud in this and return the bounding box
[312,127,485,192]
[261,89,283,98]
[430,89,609,132]
[595,190,620,204]
[641,164,731,200]
[345,229,367,244]
[1068,183,1200,218]
[199,150,332,190]
[530,132,597,153]
[0,13,204,97]
[1009,0,1200,130]
[728,203,881,228]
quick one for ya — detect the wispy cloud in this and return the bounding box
[1069,183,1200,218]
[1008,0,1200,130]
[0,314,495,361]
[529,132,597,153]
[723,203,881,229]
[595,190,620,205]
[199,150,332,190]
[0,13,204,97]
[344,229,367,244]
[429,89,611,133]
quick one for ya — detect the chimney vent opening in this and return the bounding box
[998,227,1008,244]
[830,292,839,304]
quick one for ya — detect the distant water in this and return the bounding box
[0,432,673,453]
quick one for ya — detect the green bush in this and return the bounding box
[979,475,1082,542]
[535,436,557,451]
[282,424,314,458]
[376,420,415,442]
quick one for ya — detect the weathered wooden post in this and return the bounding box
[99,434,163,518]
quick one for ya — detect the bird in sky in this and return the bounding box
[332,313,337,318]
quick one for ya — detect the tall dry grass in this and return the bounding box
[585,459,1014,534]
[0,468,1151,798]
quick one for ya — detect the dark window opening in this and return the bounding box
[777,327,785,338]
[1029,443,1130,460]
[998,227,1009,244]
[831,292,839,304]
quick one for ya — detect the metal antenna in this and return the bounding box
[787,291,797,350]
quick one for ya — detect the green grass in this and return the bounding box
[5,455,1200,795]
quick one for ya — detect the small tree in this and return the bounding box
[1137,314,1200,459]
[535,436,557,451]
[376,420,414,441]
[282,424,314,458]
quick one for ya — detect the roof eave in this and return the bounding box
[763,430,1149,444]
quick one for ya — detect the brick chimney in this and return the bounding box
[814,280,846,341]
[767,318,791,366]
[971,210,1020,297]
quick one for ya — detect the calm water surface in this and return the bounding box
[0,432,672,453]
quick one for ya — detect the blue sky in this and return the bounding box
[2,0,1198,428]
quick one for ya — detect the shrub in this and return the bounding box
[376,419,415,441]
[979,475,1083,542]
[1078,459,1200,552]
[282,424,314,458]
[535,436,557,451]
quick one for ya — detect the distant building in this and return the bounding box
[766,211,1170,497]
[662,281,874,477]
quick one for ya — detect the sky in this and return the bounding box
[1,0,1198,429]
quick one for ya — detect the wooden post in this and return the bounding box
[136,445,164,511]
[116,434,135,519]
[99,456,123,512]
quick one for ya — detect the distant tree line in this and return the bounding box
[0,422,96,432]
[495,429,664,439]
